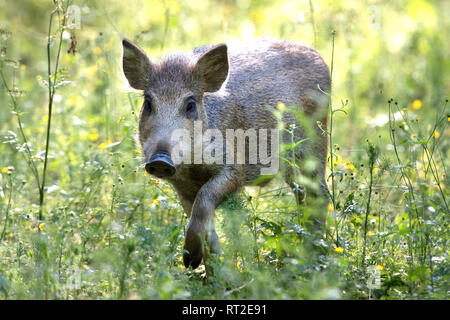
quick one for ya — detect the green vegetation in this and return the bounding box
[0,0,448,299]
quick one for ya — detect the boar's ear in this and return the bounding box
[122,38,153,90]
[195,44,228,92]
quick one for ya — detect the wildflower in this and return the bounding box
[345,162,356,171]
[400,121,408,131]
[68,96,81,106]
[335,247,344,254]
[372,167,379,173]
[92,46,102,55]
[433,130,440,139]
[410,99,422,110]
[376,265,384,271]
[88,133,99,141]
[163,188,170,193]
[85,66,97,79]
[115,136,120,141]
[367,230,374,237]
[117,116,123,124]
[1,167,8,174]
[151,179,158,187]
[83,264,90,270]
[149,199,160,207]
[277,102,285,111]
[327,204,334,212]
[134,151,140,156]
[38,223,45,231]
[98,139,112,150]
[7,233,14,238]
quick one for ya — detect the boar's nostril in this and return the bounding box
[145,152,176,178]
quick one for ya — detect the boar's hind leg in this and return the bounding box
[183,167,243,269]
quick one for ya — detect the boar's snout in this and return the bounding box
[145,151,176,178]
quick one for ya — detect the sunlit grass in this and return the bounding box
[0,0,448,300]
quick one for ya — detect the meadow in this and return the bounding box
[0,0,448,299]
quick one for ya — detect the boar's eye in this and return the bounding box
[185,96,198,120]
[142,94,152,115]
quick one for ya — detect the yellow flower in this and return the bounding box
[92,46,102,55]
[376,265,384,271]
[85,66,97,79]
[335,247,344,254]
[162,188,170,193]
[117,116,123,124]
[83,264,90,270]
[327,204,334,212]
[7,233,14,238]
[98,139,112,150]
[38,223,45,231]
[345,162,356,171]
[372,167,379,173]
[88,133,99,141]
[115,136,120,142]
[1,167,8,174]
[152,199,160,206]
[68,96,81,106]
[151,179,158,186]
[410,99,422,110]
[433,130,440,139]
[367,230,374,237]
[277,102,285,111]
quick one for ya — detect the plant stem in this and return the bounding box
[0,174,13,239]
[328,30,338,245]
[39,2,68,220]
[362,145,375,267]
[0,70,41,190]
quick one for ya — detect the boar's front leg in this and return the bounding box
[183,167,243,269]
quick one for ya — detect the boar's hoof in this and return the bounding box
[183,229,204,269]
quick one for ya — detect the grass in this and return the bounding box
[0,0,448,300]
